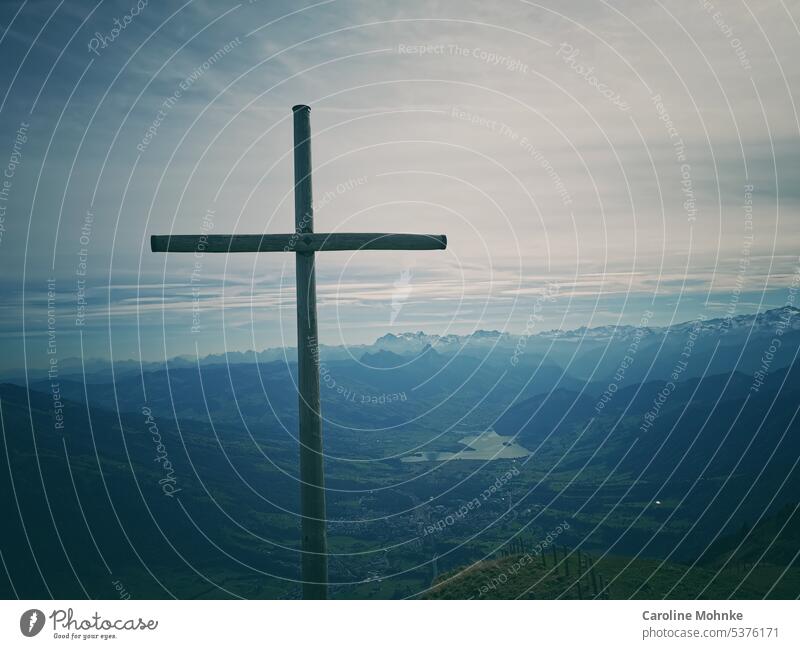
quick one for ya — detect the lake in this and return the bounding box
[402,430,530,462]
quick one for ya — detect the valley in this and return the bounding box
[2,307,798,598]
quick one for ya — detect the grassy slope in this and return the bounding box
[423,552,800,599]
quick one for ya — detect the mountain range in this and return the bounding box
[2,306,798,598]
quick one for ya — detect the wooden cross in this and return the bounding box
[151,105,447,599]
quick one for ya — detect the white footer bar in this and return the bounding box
[1,600,797,648]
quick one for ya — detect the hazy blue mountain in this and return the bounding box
[3,307,799,598]
[10,307,797,385]
[0,382,302,599]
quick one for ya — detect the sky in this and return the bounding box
[1,0,799,369]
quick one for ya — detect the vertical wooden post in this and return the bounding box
[589,556,598,598]
[293,104,328,599]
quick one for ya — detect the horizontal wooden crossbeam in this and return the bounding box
[150,232,447,253]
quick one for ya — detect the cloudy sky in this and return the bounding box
[1,0,799,368]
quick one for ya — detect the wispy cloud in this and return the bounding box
[1,0,798,367]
